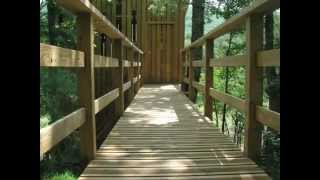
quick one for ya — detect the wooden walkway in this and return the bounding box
[79,84,270,180]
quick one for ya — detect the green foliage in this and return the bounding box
[42,170,77,180]
[40,1,82,179]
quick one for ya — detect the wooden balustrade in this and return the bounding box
[180,0,280,162]
[40,0,143,162]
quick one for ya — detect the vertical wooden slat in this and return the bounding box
[188,49,195,101]
[141,0,146,84]
[244,14,264,162]
[128,48,134,102]
[204,39,213,119]
[77,13,96,161]
[156,23,161,82]
[166,24,171,82]
[152,24,156,82]
[112,39,124,118]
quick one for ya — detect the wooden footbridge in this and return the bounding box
[40,0,280,179]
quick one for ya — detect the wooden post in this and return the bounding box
[76,13,96,161]
[244,14,264,161]
[204,39,213,119]
[188,49,196,101]
[180,50,186,92]
[140,54,144,87]
[112,39,124,118]
[128,48,134,102]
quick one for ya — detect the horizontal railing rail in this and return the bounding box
[180,0,280,163]
[40,0,143,162]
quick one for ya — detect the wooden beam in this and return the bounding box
[244,14,264,161]
[123,60,131,67]
[188,50,196,101]
[40,43,84,67]
[123,81,131,92]
[133,76,138,84]
[56,0,143,54]
[40,108,86,156]
[77,13,96,161]
[182,0,279,50]
[183,78,190,84]
[146,21,175,25]
[94,88,119,114]
[204,39,213,119]
[94,55,119,67]
[192,60,203,67]
[192,81,205,93]
[210,55,247,67]
[257,49,280,67]
[210,88,247,112]
[256,106,280,132]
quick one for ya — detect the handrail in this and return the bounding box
[180,0,280,162]
[40,0,144,161]
[57,0,143,54]
[182,0,279,51]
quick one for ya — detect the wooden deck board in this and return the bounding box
[80,84,270,179]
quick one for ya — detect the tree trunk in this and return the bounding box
[190,0,205,102]
[221,33,234,133]
[47,0,57,45]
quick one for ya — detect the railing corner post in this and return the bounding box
[244,14,264,162]
[204,39,214,120]
[76,13,96,161]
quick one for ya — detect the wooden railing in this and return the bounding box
[180,0,279,162]
[40,0,143,161]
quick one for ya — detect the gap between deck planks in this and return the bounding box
[79,84,270,180]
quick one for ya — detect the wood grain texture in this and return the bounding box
[94,55,119,67]
[80,84,269,179]
[256,106,280,131]
[56,0,143,54]
[210,88,247,112]
[210,55,247,67]
[257,49,280,67]
[40,108,86,156]
[40,43,84,67]
[94,88,119,114]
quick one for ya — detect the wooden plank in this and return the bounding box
[77,13,96,161]
[183,78,190,84]
[123,60,131,67]
[210,55,247,67]
[40,43,84,67]
[123,81,131,92]
[57,0,143,54]
[94,88,119,114]
[192,60,203,67]
[188,50,196,101]
[133,76,138,84]
[244,15,264,161]
[147,21,176,25]
[204,39,213,119]
[210,88,247,112]
[257,49,280,67]
[256,106,280,131]
[79,174,270,180]
[40,108,86,156]
[94,55,119,67]
[79,84,269,179]
[183,0,279,50]
[156,23,161,82]
[192,81,205,93]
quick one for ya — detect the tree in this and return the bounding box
[189,0,205,102]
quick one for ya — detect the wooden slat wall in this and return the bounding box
[140,0,186,83]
